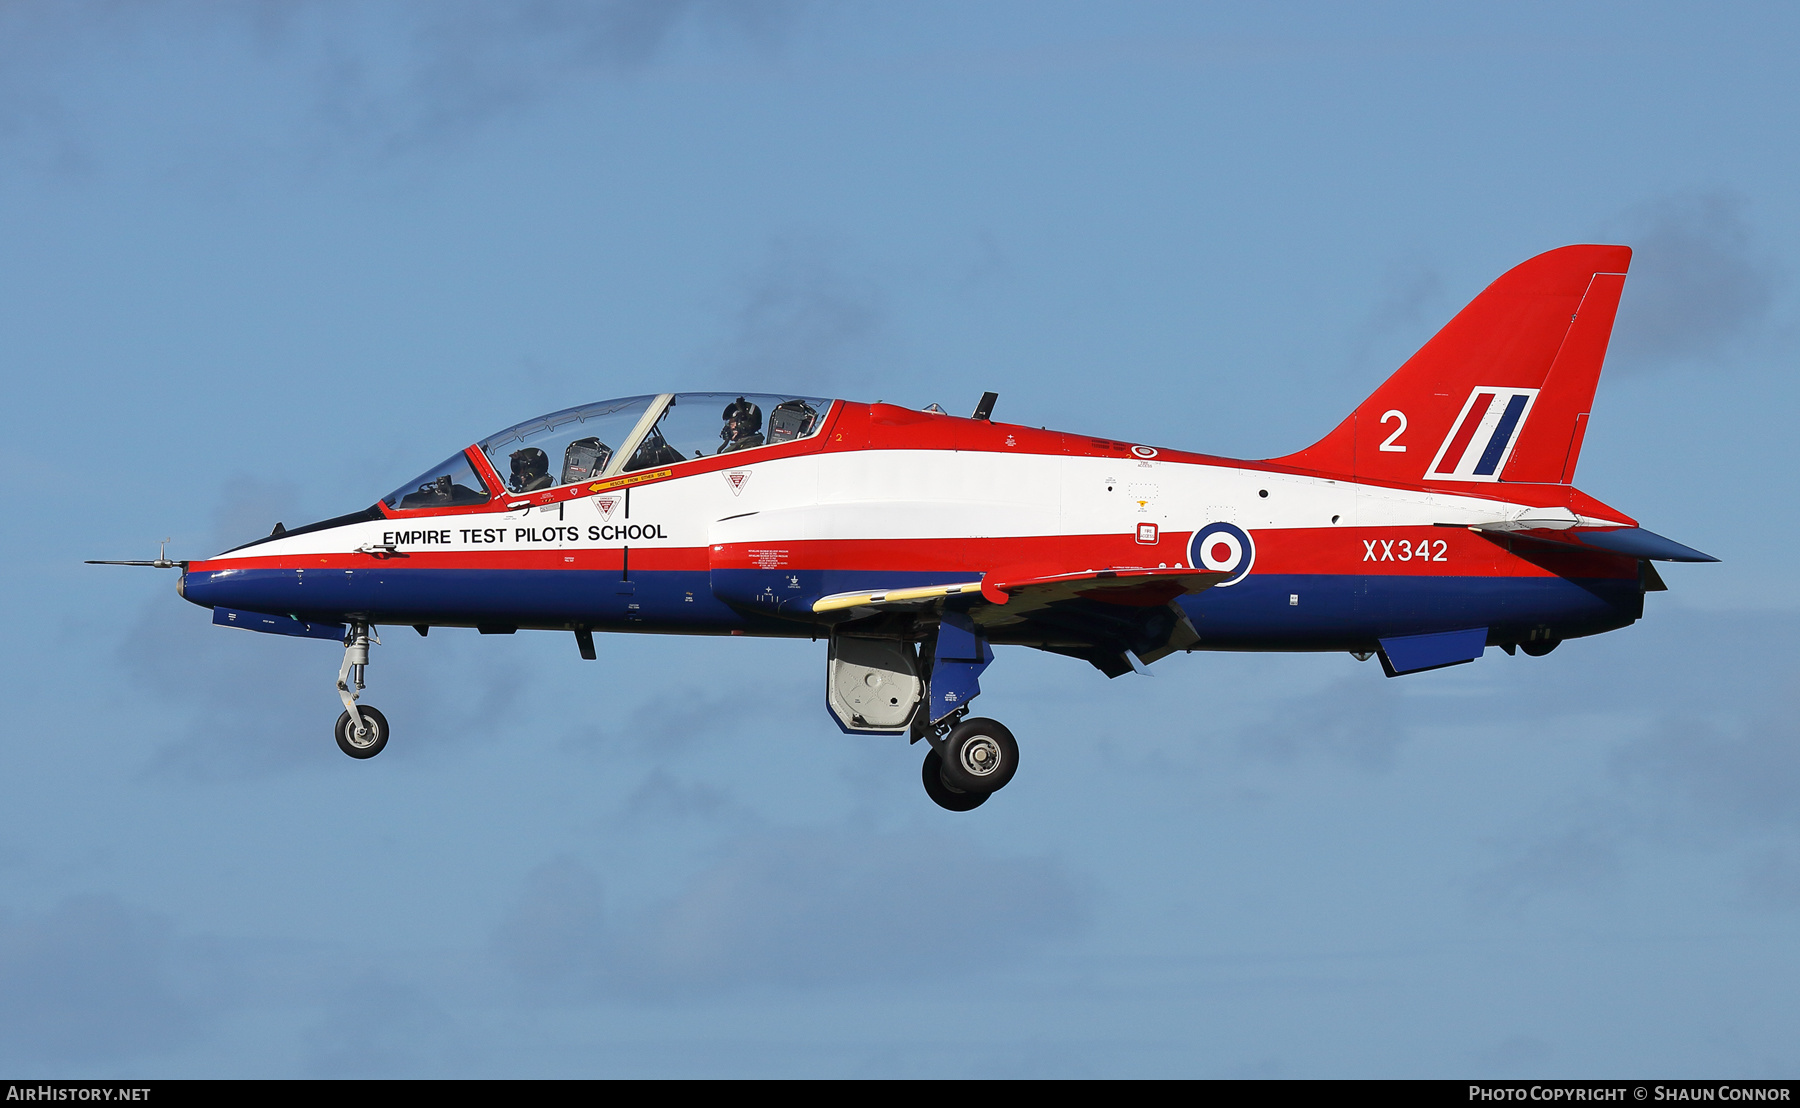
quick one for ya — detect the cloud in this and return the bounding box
[1611,707,1800,834]
[1238,673,1410,772]
[1607,192,1779,371]
[564,687,745,757]
[491,855,610,990]
[1471,641,1800,911]
[617,769,741,824]
[1367,262,1447,336]
[0,896,200,1066]
[207,474,309,556]
[1348,258,1451,374]
[301,970,468,1078]
[1740,849,1800,913]
[296,0,801,155]
[563,668,817,759]
[0,1,804,172]
[708,237,885,395]
[1469,822,1623,913]
[1472,1034,1555,1075]
[494,831,1086,1001]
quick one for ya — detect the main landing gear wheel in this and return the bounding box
[922,749,987,812]
[335,705,389,759]
[938,716,1019,795]
[920,717,1020,811]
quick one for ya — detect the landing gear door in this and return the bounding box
[826,632,923,735]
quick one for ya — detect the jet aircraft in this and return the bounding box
[96,245,1715,810]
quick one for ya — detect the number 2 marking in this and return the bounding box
[1379,410,1407,452]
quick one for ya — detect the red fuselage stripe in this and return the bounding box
[190,527,1636,580]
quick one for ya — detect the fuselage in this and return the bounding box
[180,397,1646,656]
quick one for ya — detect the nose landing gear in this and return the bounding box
[333,621,389,758]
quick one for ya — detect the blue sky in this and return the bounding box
[2,1,1796,1077]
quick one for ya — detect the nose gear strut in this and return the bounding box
[334,620,390,758]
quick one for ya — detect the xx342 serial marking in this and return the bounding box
[1363,538,1449,563]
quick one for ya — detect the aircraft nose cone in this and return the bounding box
[178,567,236,610]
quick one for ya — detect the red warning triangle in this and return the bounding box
[725,471,750,496]
[595,495,619,520]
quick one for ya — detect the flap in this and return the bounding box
[809,566,1226,620]
[812,580,984,617]
[981,566,1227,609]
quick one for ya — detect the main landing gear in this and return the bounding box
[911,616,1020,812]
[333,620,389,758]
[919,712,1019,812]
[820,614,1027,812]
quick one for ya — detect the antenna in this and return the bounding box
[971,392,998,421]
[86,536,187,570]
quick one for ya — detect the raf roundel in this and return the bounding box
[1188,521,1255,587]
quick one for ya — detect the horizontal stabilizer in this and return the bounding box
[1378,627,1487,677]
[1461,522,1717,562]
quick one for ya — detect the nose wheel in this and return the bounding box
[333,620,389,759]
[920,716,1019,811]
[335,705,389,758]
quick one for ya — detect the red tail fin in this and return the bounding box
[1271,244,1631,486]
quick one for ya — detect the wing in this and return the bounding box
[813,565,1228,677]
[811,566,1223,618]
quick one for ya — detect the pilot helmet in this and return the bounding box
[721,397,763,439]
[509,447,549,488]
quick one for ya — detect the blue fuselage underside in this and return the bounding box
[181,566,1642,651]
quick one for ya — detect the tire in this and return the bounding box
[937,717,1019,795]
[922,749,987,811]
[335,706,390,759]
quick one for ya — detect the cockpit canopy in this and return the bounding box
[478,394,658,495]
[382,449,490,511]
[381,392,832,510]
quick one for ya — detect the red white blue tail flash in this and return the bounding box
[1426,387,1541,481]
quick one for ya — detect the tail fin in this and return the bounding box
[1272,244,1631,486]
